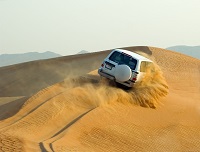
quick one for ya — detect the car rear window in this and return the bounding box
[109,51,137,70]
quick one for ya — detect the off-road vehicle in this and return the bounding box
[98,49,153,87]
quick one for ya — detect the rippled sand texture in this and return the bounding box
[0,46,199,151]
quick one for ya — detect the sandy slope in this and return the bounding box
[0,46,199,151]
[0,97,27,120]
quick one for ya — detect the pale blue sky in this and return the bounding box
[0,0,200,55]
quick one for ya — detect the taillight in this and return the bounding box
[132,73,137,81]
[132,77,137,81]
[101,63,104,67]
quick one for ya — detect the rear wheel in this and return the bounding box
[115,82,132,90]
[99,76,109,84]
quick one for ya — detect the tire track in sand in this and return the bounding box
[40,108,95,152]
[0,79,98,151]
[0,83,66,129]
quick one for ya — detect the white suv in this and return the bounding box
[98,49,153,87]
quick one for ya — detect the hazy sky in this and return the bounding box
[0,0,200,55]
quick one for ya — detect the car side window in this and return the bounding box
[140,61,153,72]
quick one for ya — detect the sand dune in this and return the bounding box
[0,46,200,151]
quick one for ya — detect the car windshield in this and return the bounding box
[109,51,137,70]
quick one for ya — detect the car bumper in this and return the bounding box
[98,68,134,87]
[98,68,115,80]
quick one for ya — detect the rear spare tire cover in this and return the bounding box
[114,65,132,82]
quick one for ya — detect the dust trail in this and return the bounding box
[64,61,168,109]
[129,63,169,108]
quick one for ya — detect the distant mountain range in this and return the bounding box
[1,46,199,67]
[0,51,61,67]
[166,45,200,59]
[77,50,89,54]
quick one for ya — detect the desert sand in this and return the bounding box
[0,46,199,152]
